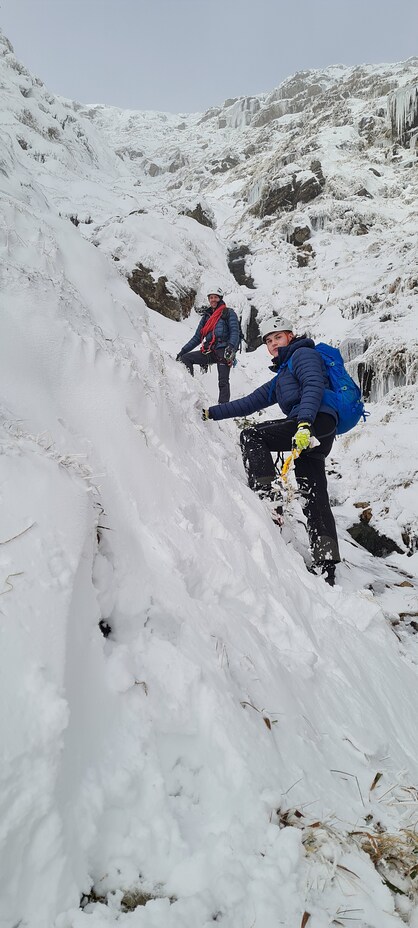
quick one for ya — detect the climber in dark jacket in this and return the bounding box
[202,316,341,585]
[176,284,240,403]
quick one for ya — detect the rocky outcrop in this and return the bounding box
[218,96,261,129]
[288,224,311,246]
[349,502,404,558]
[310,159,326,188]
[147,162,162,177]
[357,345,418,401]
[292,171,322,205]
[198,106,221,125]
[209,153,240,174]
[256,178,294,216]
[255,167,323,218]
[356,187,373,198]
[252,77,324,128]
[128,264,196,321]
[115,146,144,161]
[252,100,292,128]
[228,244,255,288]
[181,202,214,228]
[358,115,376,143]
[357,362,375,399]
[244,305,262,351]
[168,152,187,173]
[348,519,403,557]
[296,242,315,267]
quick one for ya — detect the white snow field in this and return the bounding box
[1,29,418,928]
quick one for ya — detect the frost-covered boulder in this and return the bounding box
[288,224,311,246]
[128,263,196,321]
[244,303,262,350]
[254,169,323,217]
[296,242,315,266]
[180,201,215,228]
[310,158,326,188]
[147,160,163,176]
[82,211,237,323]
[228,244,255,288]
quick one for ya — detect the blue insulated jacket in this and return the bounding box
[209,337,337,423]
[181,305,240,355]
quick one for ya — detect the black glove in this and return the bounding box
[224,345,236,365]
[201,409,211,421]
[176,353,183,362]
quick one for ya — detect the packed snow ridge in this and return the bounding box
[1,28,418,928]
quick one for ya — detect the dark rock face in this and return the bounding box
[348,521,403,557]
[128,264,196,321]
[198,106,221,125]
[258,180,294,216]
[210,154,240,174]
[245,305,262,352]
[256,169,323,218]
[115,146,144,161]
[296,243,315,267]
[181,203,214,228]
[357,363,374,399]
[147,162,162,177]
[358,115,376,139]
[294,172,322,205]
[354,223,369,236]
[168,152,187,173]
[289,225,311,246]
[228,244,255,288]
[310,159,326,188]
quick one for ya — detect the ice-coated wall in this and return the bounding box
[388,82,418,146]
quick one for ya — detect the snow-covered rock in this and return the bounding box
[1,27,418,928]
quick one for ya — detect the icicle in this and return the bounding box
[388,83,418,145]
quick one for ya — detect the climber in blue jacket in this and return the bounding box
[202,316,341,585]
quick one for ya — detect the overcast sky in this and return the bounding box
[1,0,417,113]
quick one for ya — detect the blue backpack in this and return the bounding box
[316,343,366,434]
[269,342,369,435]
[289,343,366,435]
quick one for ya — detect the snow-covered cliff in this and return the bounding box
[1,29,418,928]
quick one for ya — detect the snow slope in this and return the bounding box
[1,29,418,928]
[82,57,418,547]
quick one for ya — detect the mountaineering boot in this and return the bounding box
[319,561,336,586]
[308,561,337,586]
[271,503,284,527]
[256,479,284,527]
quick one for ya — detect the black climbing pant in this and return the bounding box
[180,349,231,404]
[240,413,340,566]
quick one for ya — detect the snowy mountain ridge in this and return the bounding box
[1,28,418,928]
[78,52,418,548]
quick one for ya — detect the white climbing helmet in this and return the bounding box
[206,283,224,298]
[259,316,294,342]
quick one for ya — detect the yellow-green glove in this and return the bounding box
[293,422,311,452]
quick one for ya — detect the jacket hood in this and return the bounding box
[269,335,314,371]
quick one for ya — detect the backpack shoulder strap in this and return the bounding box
[223,306,245,351]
